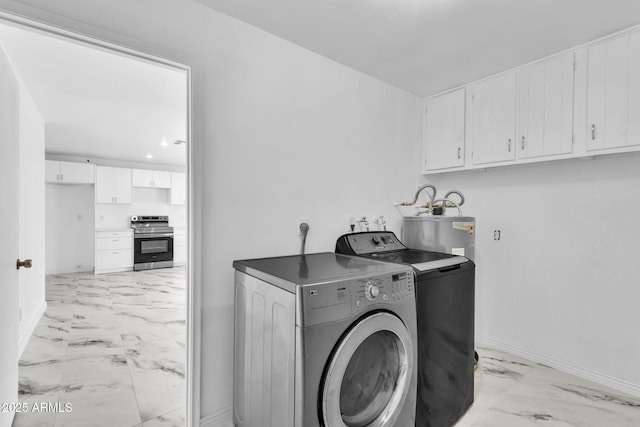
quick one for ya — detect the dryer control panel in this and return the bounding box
[335,231,407,255]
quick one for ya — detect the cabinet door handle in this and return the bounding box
[56,174,60,180]
[508,139,512,152]
[60,174,63,181]
[521,136,525,150]
[591,124,596,141]
[457,147,461,159]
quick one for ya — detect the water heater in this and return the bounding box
[402,216,476,261]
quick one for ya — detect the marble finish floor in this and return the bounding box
[457,347,640,426]
[13,268,186,427]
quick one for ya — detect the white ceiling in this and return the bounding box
[0,23,187,167]
[195,0,640,96]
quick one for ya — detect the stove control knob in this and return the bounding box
[372,236,381,245]
[365,282,380,301]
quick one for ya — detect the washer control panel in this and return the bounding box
[299,267,414,327]
[352,270,413,310]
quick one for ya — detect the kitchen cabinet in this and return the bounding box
[587,30,640,151]
[95,166,132,204]
[423,88,466,172]
[173,227,186,265]
[94,230,133,274]
[132,169,171,188]
[45,160,95,184]
[469,72,517,165]
[170,172,186,205]
[517,52,575,159]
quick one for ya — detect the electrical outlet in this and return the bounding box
[493,230,502,241]
[297,217,310,235]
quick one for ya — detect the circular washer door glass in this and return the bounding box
[321,312,413,427]
[340,330,401,426]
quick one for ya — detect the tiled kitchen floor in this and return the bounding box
[13,268,186,427]
[13,268,640,426]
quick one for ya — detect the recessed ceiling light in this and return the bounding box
[160,138,168,147]
[146,153,153,159]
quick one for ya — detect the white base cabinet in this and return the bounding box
[95,230,133,274]
[173,227,186,265]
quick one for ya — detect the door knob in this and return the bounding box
[16,259,33,270]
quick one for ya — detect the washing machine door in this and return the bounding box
[321,312,414,427]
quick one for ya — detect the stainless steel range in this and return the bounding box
[131,215,174,271]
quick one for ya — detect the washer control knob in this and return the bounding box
[365,282,380,301]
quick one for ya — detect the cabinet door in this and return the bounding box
[45,160,60,182]
[132,169,153,187]
[518,53,574,159]
[470,72,517,165]
[423,89,465,171]
[152,171,171,188]
[170,172,186,205]
[96,166,131,204]
[60,161,94,184]
[95,166,117,203]
[587,32,640,151]
[114,168,132,204]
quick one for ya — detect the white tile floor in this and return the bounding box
[13,268,186,427]
[457,347,640,427]
[12,268,640,426]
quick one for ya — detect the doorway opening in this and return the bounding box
[0,13,193,427]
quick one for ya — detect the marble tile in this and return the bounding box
[126,339,185,422]
[457,348,640,427]
[18,268,186,427]
[138,408,185,427]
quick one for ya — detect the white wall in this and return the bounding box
[0,2,423,423]
[45,183,94,274]
[427,154,640,395]
[16,51,46,355]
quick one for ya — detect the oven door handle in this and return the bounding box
[134,233,174,238]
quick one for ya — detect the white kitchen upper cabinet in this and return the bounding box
[132,169,171,188]
[469,72,517,165]
[587,31,640,151]
[95,166,131,204]
[170,172,186,205]
[45,160,95,184]
[517,52,574,159]
[423,88,465,171]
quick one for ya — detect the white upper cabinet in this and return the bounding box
[132,169,171,188]
[95,166,131,204]
[45,160,95,184]
[423,88,465,172]
[170,172,186,205]
[469,72,517,165]
[517,52,575,159]
[587,30,640,151]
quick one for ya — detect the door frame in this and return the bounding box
[0,11,199,427]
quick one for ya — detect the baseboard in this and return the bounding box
[18,300,47,358]
[200,406,233,427]
[478,336,640,398]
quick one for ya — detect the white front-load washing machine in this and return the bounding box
[233,252,417,427]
